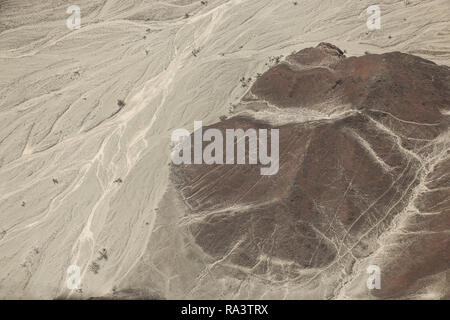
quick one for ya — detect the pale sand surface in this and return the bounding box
[0,0,449,298]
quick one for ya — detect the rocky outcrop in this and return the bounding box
[170,43,450,299]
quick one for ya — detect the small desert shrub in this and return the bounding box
[117,100,126,108]
[88,262,100,274]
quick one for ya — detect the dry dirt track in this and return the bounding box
[0,0,449,299]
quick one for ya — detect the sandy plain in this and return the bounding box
[0,0,449,299]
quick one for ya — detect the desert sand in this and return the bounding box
[0,0,449,299]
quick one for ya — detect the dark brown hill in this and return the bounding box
[170,43,449,298]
